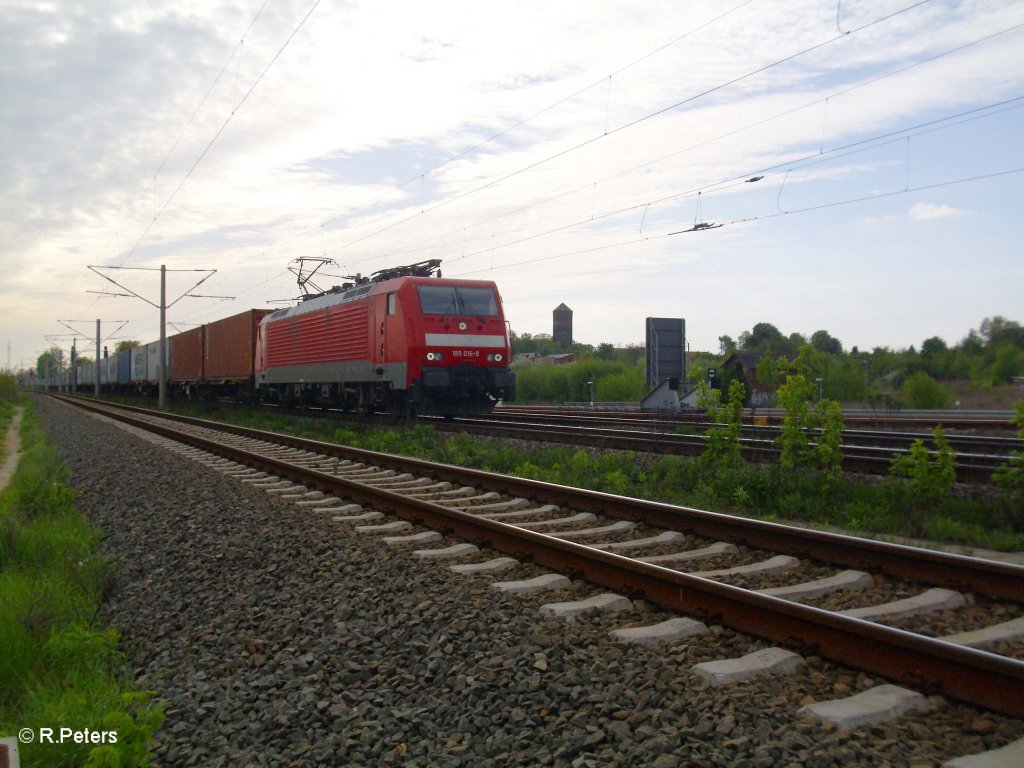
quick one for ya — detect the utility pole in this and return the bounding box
[87,264,230,409]
[160,265,167,408]
[57,319,128,397]
[95,320,101,396]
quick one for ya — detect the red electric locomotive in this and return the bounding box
[254,260,515,416]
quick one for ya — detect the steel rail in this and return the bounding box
[484,411,1023,455]
[433,418,998,483]
[498,405,1017,432]
[61,396,1022,599]
[59,395,1024,719]
[63,394,1006,481]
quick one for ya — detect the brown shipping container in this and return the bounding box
[204,309,273,381]
[171,326,204,381]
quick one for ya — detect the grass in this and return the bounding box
[0,401,11,467]
[167,401,1024,552]
[0,398,162,768]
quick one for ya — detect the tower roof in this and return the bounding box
[553,303,572,312]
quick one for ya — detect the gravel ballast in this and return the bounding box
[36,397,1023,767]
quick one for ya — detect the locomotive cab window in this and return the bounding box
[417,285,498,316]
[458,287,499,317]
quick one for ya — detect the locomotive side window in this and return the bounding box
[387,292,397,316]
[417,285,498,316]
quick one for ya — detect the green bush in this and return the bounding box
[512,357,645,403]
[773,348,846,479]
[0,374,16,403]
[890,426,957,509]
[699,379,745,471]
[993,401,1024,498]
[901,371,951,409]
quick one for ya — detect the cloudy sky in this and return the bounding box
[2,0,1022,371]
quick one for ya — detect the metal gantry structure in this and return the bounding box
[87,265,230,408]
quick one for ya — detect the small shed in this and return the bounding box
[542,353,576,365]
[720,352,774,407]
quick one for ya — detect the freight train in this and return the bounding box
[47,260,516,417]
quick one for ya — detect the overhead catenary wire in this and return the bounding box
[63,1,274,339]
[314,0,939,267]
[371,96,1024,275]
[53,0,1019,348]
[111,3,1024,336]
[94,0,272,269]
[450,165,1024,279]
[367,20,1024,267]
[264,0,761,259]
[184,36,1024,324]
[114,0,322,268]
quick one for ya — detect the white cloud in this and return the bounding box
[908,202,965,220]
[1,0,1022,365]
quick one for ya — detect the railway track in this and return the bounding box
[436,415,1007,484]
[498,404,1019,434]
[488,408,1023,456]
[57,394,1024,728]
[66,395,1016,482]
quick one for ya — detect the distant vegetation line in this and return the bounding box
[508,315,1024,408]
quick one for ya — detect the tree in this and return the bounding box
[810,330,843,355]
[755,355,782,391]
[920,336,955,379]
[991,345,1023,384]
[739,322,785,355]
[979,316,1024,348]
[36,347,64,378]
[718,334,736,355]
[115,340,141,353]
[921,336,947,357]
[596,343,615,361]
[959,329,984,356]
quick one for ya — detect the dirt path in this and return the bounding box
[0,406,23,493]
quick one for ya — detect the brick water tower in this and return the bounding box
[552,303,573,346]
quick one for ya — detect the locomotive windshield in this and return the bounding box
[417,285,499,317]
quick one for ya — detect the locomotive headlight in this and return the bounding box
[494,353,503,362]
[427,351,443,361]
